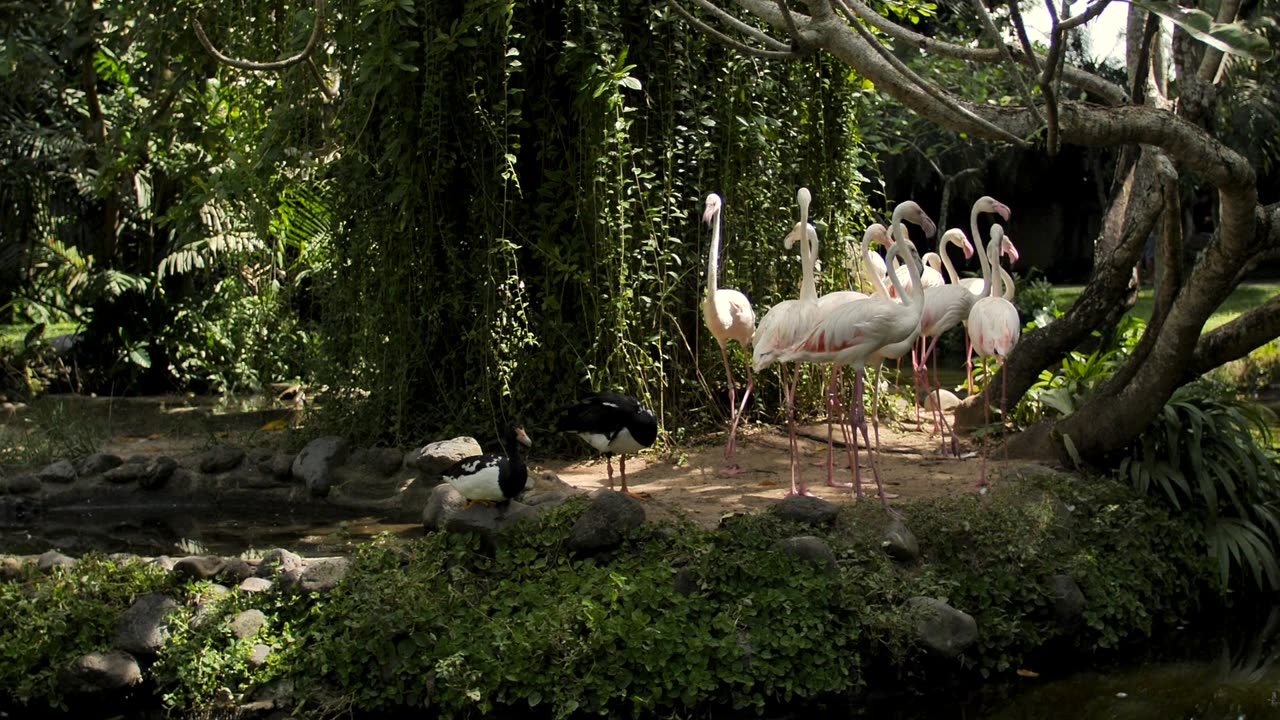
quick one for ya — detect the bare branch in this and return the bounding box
[1191,295,1280,376]
[775,0,805,48]
[666,0,801,59]
[829,0,1030,145]
[307,57,336,101]
[193,0,327,72]
[1060,0,1112,31]
[838,0,1126,104]
[689,0,792,51]
[1007,0,1042,74]
[970,0,1044,125]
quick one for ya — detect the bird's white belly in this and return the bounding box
[448,465,506,501]
[578,427,645,454]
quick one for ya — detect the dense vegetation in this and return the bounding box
[0,473,1226,717]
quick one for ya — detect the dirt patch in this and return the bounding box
[539,405,1007,529]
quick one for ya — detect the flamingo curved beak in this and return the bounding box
[994,202,1011,222]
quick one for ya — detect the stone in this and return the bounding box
[673,567,698,596]
[882,518,920,563]
[567,490,646,554]
[113,593,179,655]
[78,453,123,476]
[199,446,246,474]
[148,555,177,572]
[37,459,78,484]
[423,483,469,531]
[239,577,273,593]
[139,456,178,490]
[229,609,267,640]
[367,447,405,477]
[771,495,839,525]
[772,536,838,574]
[291,436,350,497]
[58,650,141,694]
[281,557,351,594]
[188,585,231,629]
[908,596,978,659]
[406,437,482,475]
[247,643,272,669]
[2,555,26,580]
[521,471,585,507]
[1046,574,1086,630]
[172,555,227,581]
[221,558,257,583]
[37,550,76,572]
[102,463,147,484]
[441,501,536,544]
[264,453,295,482]
[256,548,304,579]
[1,474,41,494]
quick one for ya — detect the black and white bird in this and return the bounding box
[441,420,533,505]
[555,392,657,499]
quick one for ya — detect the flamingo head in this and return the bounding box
[783,222,817,250]
[899,201,937,238]
[703,193,722,225]
[863,223,891,251]
[941,228,973,259]
[1002,235,1020,264]
[980,196,1012,222]
[797,186,812,210]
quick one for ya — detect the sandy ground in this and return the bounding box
[537,400,1007,528]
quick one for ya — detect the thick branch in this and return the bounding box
[1197,0,1242,82]
[193,0,326,72]
[1191,296,1280,377]
[666,0,801,58]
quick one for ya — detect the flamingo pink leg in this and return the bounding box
[850,369,892,512]
[719,345,752,476]
[816,364,854,488]
[783,365,813,497]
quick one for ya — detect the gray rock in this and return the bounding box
[521,471,586,507]
[148,555,177,572]
[264,453,295,482]
[58,650,141,694]
[102,463,147,484]
[256,548,304,579]
[882,518,920,563]
[199,446,246,474]
[78,453,123,476]
[139,456,178,490]
[673,567,698,596]
[113,594,178,655]
[292,436,350,497]
[247,643,272,669]
[908,596,978,658]
[367,447,405,477]
[37,459,78,484]
[172,555,227,581]
[567,490,646,554]
[442,501,537,543]
[188,585,231,629]
[772,536,838,574]
[281,557,351,594]
[771,495,839,525]
[239,577,273,593]
[1046,574,1086,630]
[406,437,482,475]
[37,550,76,572]
[1,474,41,494]
[221,558,257,583]
[423,483,469,531]
[229,609,267,639]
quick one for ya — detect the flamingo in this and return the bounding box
[911,228,977,452]
[752,187,821,497]
[701,193,757,474]
[957,196,1012,391]
[785,202,934,507]
[968,223,1021,487]
[889,248,944,298]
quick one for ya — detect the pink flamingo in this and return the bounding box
[785,202,933,507]
[911,228,976,452]
[752,187,821,497]
[968,223,1021,487]
[702,193,757,475]
[957,196,1013,391]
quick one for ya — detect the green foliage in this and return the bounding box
[0,554,170,708]
[1119,379,1280,590]
[1014,315,1146,426]
[0,399,107,466]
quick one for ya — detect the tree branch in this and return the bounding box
[969,0,1043,125]
[1197,0,1242,82]
[193,0,327,72]
[1190,296,1280,376]
[665,0,801,59]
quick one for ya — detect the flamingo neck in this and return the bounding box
[1000,266,1015,300]
[861,230,889,299]
[940,238,962,284]
[706,209,721,298]
[798,203,817,304]
[986,235,1004,298]
[972,202,993,297]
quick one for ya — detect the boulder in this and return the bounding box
[113,594,179,655]
[172,555,227,581]
[78,453,123,476]
[199,446,247,474]
[229,609,267,640]
[1,474,41,494]
[366,447,405,477]
[423,483,469,531]
[256,548,304,579]
[1046,574,1086,630]
[37,550,76,572]
[441,501,537,544]
[908,596,978,658]
[882,518,920,563]
[772,536,838,574]
[281,557,351,594]
[406,437,482,476]
[239,577,273,593]
[292,436,350,497]
[58,650,141,695]
[139,456,178,490]
[247,643,272,669]
[770,495,839,525]
[567,490,645,554]
[37,459,78,484]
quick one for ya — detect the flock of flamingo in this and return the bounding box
[701,188,1020,509]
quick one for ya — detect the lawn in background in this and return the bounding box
[1050,282,1280,332]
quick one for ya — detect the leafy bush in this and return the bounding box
[1119,379,1280,590]
[1014,315,1145,426]
[0,555,171,708]
[1011,271,1058,326]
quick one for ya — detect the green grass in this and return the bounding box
[1,322,82,351]
[1049,281,1280,332]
